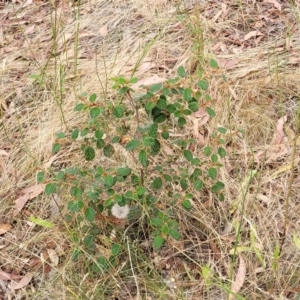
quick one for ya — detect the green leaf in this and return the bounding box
[183,109,192,116]
[131,174,141,185]
[194,179,203,190]
[157,97,167,109]
[211,154,218,163]
[211,181,225,192]
[188,101,199,112]
[84,235,94,247]
[182,199,192,210]
[126,139,141,151]
[90,107,100,118]
[177,66,186,78]
[119,87,129,95]
[56,132,65,139]
[183,88,192,102]
[219,193,225,201]
[148,123,158,137]
[169,229,180,240]
[152,177,163,189]
[198,80,209,90]
[163,174,172,182]
[209,58,218,68]
[166,104,176,113]
[153,113,167,123]
[95,130,104,139]
[149,83,163,93]
[136,186,146,196]
[28,217,55,228]
[180,179,188,190]
[80,128,89,137]
[84,147,95,161]
[107,189,115,197]
[191,158,200,165]
[37,171,44,183]
[130,77,138,83]
[85,207,95,222]
[111,243,121,256]
[151,218,163,227]
[145,101,155,112]
[93,257,109,273]
[217,127,227,134]
[45,183,56,195]
[153,235,165,250]
[178,117,186,128]
[143,137,154,146]
[113,105,124,118]
[68,200,84,212]
[161,225,169,235]
[116,167,131,177]
[161,131,169,139]
[138,149,148,167]
[151,139,161,155]
[70,186,83,198]
[208,167,217,180]
[56,170,65,180]
[204,146,212,156]
[89,93,97,102]
[112,136,120,143]
[206,107,216,117]
[96,139,105,149]
[218,147,227,158]
[103,144,115,157]
[183,150,193,162]
[117,77,126,84]
[52,143,60,154]
[71,249,80,261]
[153,108,163,120]
[71,128,79,140]
[74,103,85,111]
[114,195,122,204]
[104,175,114,188]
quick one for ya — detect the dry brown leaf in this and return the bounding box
[0,270,23,281]
[192,108,210,126]
[24,25,35,35]
[47,249,59,266]
[11,272,34,290]
[28,257,43,269]
[22,0,33,7]
[14,184,45,216]
[0,270,12,281]
[229,255,246,300]
[0,224,11,235]
[244,30,263,41]
[212,10,222,22]
[254,20,265,28]
[228,87,238,100]
[131,74,166,89]
[209,241,221,260]
[263,0,281,11]
[162,144,174,156]
[99,25,108,37]
[219,59,239,69]
[274,115,287,144]
[192,108,208,118]
[136,62,155,74]
[0,150,9,156]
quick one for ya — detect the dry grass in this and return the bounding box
[1,0,300,299]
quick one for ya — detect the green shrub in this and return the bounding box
[38,63,227,272]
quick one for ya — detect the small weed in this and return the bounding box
[39,62,227,274]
